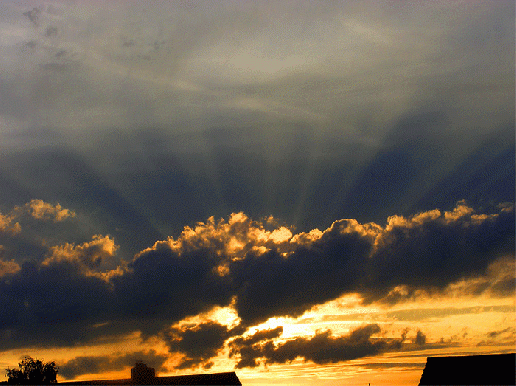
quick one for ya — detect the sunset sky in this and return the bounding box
[0,1,514,385]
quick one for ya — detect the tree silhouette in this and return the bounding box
[5,356,58,384]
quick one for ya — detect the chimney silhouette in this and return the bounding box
[131,361,155,384]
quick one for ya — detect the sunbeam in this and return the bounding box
[0,1,513,385]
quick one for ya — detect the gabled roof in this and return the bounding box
[60,371,242,385]
[418,353,515,386]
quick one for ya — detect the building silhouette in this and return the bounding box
[60,362,241,385]
[130,362,155,384]
[418,353,515,386]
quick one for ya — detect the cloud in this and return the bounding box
[110,240,235,338]
[230,203,514,324]
[487,327,514,339]
[443,256,515,298]
[22,7,40,26]
[384,305,514,323]
[0,212,21,235]
[165,322,239,369]
[0,3,511,377]
[161,211,293,261]
[229,327,284,368]
[42,235,119,275]
[20,199,75,222]
[0,199,75,234]
[230,218,375,325]
[0,149,164,257]
[361,202,515,304]
[0,199,79,267]
[59,350,168,380]
[0,201,512,353]
[0,257,20,277]
[0,257,116,350]
[477,326,516,347]
[229,324,405,368]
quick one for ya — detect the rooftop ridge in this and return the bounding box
[419,353,515,386]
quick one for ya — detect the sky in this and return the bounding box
[0,1,514,385]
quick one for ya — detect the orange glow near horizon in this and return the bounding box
[0,1,513,385]
[1,289,513,386]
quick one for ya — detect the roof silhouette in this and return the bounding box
[418,353,515,386]
[60,372,241,385]
[59,363,241,386]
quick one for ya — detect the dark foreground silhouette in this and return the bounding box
[418,353,515,386]
[59,362,241,386]
[4,356,57,384]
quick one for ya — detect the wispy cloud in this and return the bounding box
[165,322,241,370]
[59,350,168,380]
[230,324,405,368]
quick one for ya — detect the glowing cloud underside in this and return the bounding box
[0,201,513,363]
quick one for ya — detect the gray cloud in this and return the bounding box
[356,362,426,370]
[487,327,515,339]
[0,257,20,277]
[0,259,116,349]
[230,220,373,325]
[110,242,235,339]
[8,4,516,109]
[230,204,514,325]
[384,305,514,323]
[59,350,168,380]
[0,199,81,267]
[165,322,243,370]
[0,2,514,367]
[22,7,40,26]
[0,200,511,352]
[230,324,405,368]
[362,205,515,304]
[1,1,512,140]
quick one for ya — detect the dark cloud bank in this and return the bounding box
[228,324,405,369]
[59,350,168,379]
[0,1,514,374]
[0,201,513,372]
